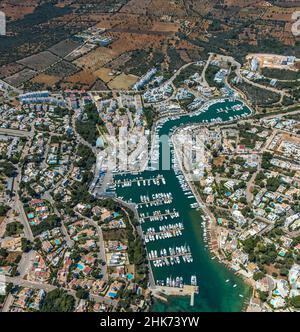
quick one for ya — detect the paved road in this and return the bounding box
[201,53,214,87]
[17,251,36,278]
[74,211,108,281]
[0,78,23,94]
[1,293,14,313]
[15,199,34,242]
[245,129,278,204]
[12,128,35,241]
[71,111,97,155]
[214,54,291,102]
[0,128,32,137]
[42,191,74,248]
[40,136,51,169]
[1,275,118,312]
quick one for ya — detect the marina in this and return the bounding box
[137,192,173,208]
[114,174,166,188]
[139,209,180,223]
[148,244,193,267]
[144,222,184,243]
[111,98,253,312]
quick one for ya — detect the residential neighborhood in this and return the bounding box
[1,5,300,313]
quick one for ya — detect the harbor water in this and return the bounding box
[111,99,253,311]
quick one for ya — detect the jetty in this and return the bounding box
[152,285,198,297]
[151,285,198,307]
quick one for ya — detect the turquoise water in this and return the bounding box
[77,263,84,270]
[113,99,253,311]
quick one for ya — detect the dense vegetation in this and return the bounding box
[143,106,157,130]
[205,64,224,88]
[0,204,10,217]
[173,64,203,88]
[5,222,24,237]
[75,144,96,171]
[243,237,277,266]
[233,80,281,107]
[123,49,164,77]
[237,124,264,149]
[167,47,187,73]
[0,161,17,177]
[76,103,104,146]
[0,3,74,66]
[76,288,89,300]
[262,68,300,81]
[31,215,61,236]
[41,289,75,312]
[290,295,300,308]
[187,29,300,63]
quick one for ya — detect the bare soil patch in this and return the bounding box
[63,70,97,89]
[94,68,115,83]
[107,73,138,90]
[31,74,61,86]
[74,47,118,71]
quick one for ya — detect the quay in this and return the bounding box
[151,285,198,297]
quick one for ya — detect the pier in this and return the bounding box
[151,285,198,297]
[139,209,179,223]
[137,195,173,207]
[114,175,166,187]
[113,98,253,311]
[148,252,191,261]
[190,292,195,306]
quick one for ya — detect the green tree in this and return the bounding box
[253,271,265,281]
[41,289,75,312]
[290,295,300,308]
[76,288,89,300]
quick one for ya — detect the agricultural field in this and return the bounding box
[0,0,38,20]
[49,39,81,58]
[4,69,37,87]
[107,73,139,90]
[45,61,79,78]
[62,70,97,90]
[0,63,25,79]
[94,68,115,83]
[17,51,60,72]
[31,74,61,87]
[74,47,119,72]
[1,0,300,91]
